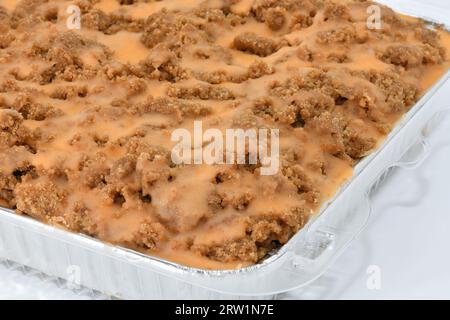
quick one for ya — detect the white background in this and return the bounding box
[0,0,449,300]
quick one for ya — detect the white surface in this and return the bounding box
[376,0,450,27]
[0,0,449,300]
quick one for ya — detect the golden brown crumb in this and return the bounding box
[194,238,259,263]
[265,7,286,31]
[233,32,280,57]
[64,201,98,236]
[133,221,167,250]
[15,179,67,220]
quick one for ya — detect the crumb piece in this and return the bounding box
[64,201,98,236]
[247,60,274,78]
[194,238,259,263]
[265,7,286,31]
[133,220,167,250]
[15,180,66,220]
[167,84,235,100]
[233,32,280,57]
[316,26,356,44]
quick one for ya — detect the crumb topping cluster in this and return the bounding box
[0,0,448,269]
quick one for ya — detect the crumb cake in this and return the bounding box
[0,0,449,270]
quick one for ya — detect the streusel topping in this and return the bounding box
[0,0,448,269]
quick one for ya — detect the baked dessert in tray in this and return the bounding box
[0,0,449,270]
